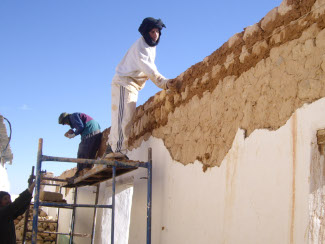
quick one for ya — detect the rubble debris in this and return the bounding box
[15,208,57,244]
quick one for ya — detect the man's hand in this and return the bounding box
[167,78,181,92]
[64,129,75,139]
[28,180,36,194]
[67,133,76,139]
[28,174,44,194]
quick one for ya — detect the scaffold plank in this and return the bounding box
[63,161,139,187]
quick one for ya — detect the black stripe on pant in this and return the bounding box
[116,86,125,152]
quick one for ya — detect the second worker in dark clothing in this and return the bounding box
[58,112,102,176]
[0,181,36,244]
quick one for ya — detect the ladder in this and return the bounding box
[30,138,152,244]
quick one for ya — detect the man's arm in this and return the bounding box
[136,46,169,90]
[64,129,75,138]
[138,51,181,92]
[0,179,36,220]
[13,180,37,218]
[166,78,182,92]
[13,191,33,218]
[13,181,36,218]
[0,189,33,220]
[69,113,85,136]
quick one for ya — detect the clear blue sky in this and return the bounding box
[1,0,282,195]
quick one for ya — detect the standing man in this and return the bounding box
[58,112,102,177]
[0,180,36,244]
[106,17,179,159]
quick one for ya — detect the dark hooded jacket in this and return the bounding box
[0,190,32,244]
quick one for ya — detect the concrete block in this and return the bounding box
[243,24,261,42]
[303,39,315,56]
[278,0,292,15]
[39,191,63,202]
[270,27,285,45]
[252,40,268,56]
[201,72,210,84]
[312,0,325,17]
[240,45,249,63]
[203,56,209,64]
[211,64,221,78]
[228,33,242,48]
[299,23,320,44]
[261,7,278,31]
[224,53,235,69]
[298,79,322,100]
[181,86,189,101]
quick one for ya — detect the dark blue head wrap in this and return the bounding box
[0,191,10,201]
[138,17,166,47]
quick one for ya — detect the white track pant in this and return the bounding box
[109,83,138,153]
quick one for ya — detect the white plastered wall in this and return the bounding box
[49,98,325,244]
[126,97,325,244]
[0,164,10,192]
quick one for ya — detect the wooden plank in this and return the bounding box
[63,161,139,187]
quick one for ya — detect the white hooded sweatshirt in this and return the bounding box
[112,36,168,93]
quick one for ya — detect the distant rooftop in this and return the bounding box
[0,115,13,165]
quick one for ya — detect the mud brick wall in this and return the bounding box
[126,0,325,169]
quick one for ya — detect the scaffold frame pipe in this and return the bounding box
[32,139,43,243]
[39,202,113,208]
[111,166,116,244]
[147,148,152,244]
[91,184,100,244]
[70,187,77,244]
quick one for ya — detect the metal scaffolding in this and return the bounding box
[21,167,64,244]
[30,138,153,244]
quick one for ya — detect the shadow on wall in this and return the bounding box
[95,176,134,244]
[309,139,325,242]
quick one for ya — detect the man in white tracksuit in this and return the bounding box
[106,17,178,159]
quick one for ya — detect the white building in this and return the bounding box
[0,115,13,192]
[42,0,325,243]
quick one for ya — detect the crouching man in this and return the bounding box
[58,112,102,178]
